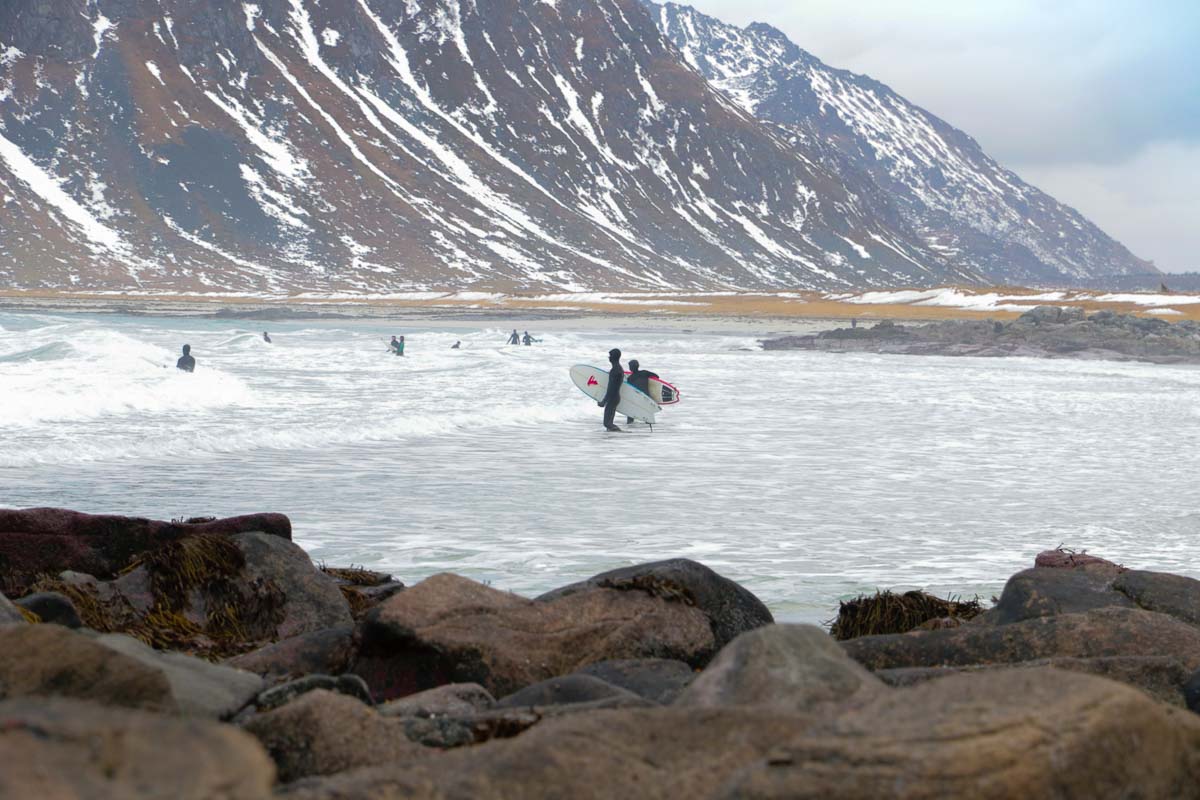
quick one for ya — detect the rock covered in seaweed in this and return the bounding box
[0,507,291,595]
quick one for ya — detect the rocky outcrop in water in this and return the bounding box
[761,307,1200,364]
[8,508,1200,798]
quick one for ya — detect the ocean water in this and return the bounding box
[3,310,1200,623]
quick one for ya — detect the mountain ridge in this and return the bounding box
[0,0,1149,293]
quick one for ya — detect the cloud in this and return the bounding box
[679,0,1200,270]
[1018,141,1200,273]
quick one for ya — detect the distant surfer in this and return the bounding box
[507,329,520,345]
[389,335,405,356]
[263,331,272,343]
[522,331,534,346]
[598,348,624,431]
[451,340,461,349]
[176,344,195,373]
[625,359,659,424]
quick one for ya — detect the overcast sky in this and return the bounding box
[685,0,1200,273]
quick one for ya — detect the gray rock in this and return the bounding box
[496,674,644,708]
[676,624,885,711]
[225,625,356,681]
[92,633,264,718]
[991,567,1130,624]
[14,591,81,628]
[378,682,496,718]
[1113,569,1200,626]
[537,558,773,651]
[255,674,373,711]
[574,658,696,704]
[0,592,27,625]
[233,532,352,639]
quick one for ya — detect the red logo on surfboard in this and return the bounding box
[587,376,598,386]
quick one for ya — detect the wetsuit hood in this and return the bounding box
[608,348,621,363]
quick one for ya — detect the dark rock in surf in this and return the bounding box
[537,558,773,651]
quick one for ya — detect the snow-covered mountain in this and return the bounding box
[0,0,1148,293]
[651,2,1153,286]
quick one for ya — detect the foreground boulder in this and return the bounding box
[281,706,813,799]
[719,669,1200,799]
[353,573,714,701]
[843,607,1200,675]
[0,624,262,717]
[0,507,291,594]
[243,689,422,782]
[0,696,274,799]
[677,624,884,711]
[231,532,353,639]
[538,558,773,650]
[876,655,1194,707]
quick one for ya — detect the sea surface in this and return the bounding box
[3,310,1200,623]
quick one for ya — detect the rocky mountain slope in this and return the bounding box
[651,1,1154,286]
[0,0,1149,293]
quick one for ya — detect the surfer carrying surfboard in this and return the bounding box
[599,348,625,431]
[625,360,659,424]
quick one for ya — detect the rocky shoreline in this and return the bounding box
[762,305,1200,364]
[4,508,1200,798]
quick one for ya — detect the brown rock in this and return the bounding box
[990,567,1131,624]
[1034,548,1123,571]
[0,624,175,712]
[226,626,356,681]
[0,696,274,799]
[352,573,714,701]
[538,558,773,650]
[0,507,290,594]
[875,655,1193,707]
[496,674,646,708]
[243,689,422,782]
[843,607,1200,673]
[717,669,1200,799]
[677,624,885,711]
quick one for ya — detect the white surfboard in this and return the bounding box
[625,372,680,405]
[570,365,661,424]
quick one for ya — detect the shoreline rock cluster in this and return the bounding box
[761,306,1200,363]
[4,508,1200,798]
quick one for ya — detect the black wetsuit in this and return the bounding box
[625,368,658,423]
[522,334,532,345]
[602,360,623,430]
[176,354,195,372]
[507,331,520,344]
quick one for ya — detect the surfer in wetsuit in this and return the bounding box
[176,344,195,373]
[451,340,461,349]
[263,331,272,343]
[507,329,520,345]
[625,359,659,424]
[522,331,533,346]
[389,335,405,356]
[598,348,624,431]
